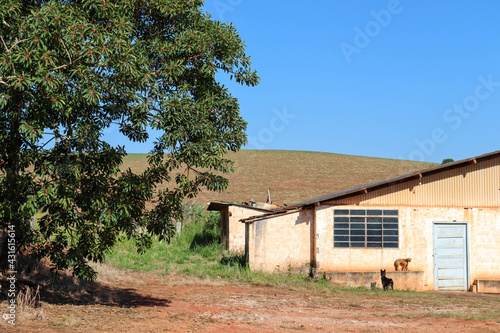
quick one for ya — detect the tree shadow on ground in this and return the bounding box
[38,283,172,308]
[0,257,171,308]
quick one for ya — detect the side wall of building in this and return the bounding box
[227,206,264,252]
[469,208,500,280]
[247,209,313,273]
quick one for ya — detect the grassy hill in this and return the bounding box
[122,150,437,206]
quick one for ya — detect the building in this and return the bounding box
[207,201,276,252]
[241,151,500,291]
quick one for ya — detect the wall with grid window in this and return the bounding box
[241,205,499,291]
[315,205,500,290]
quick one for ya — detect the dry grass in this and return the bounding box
[17,286,40,310]
[16,286,46,321]
[90,262,161,287]
[123,150,436,205]
[0,285,46,326]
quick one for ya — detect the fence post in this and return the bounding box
[176,221,182,236]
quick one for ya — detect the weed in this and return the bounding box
[15,286,46,321]
[17,286,40,310]
[220,251,246,267]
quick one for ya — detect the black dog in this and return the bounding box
[380,269,394,291]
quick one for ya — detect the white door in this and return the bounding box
[433,223,468,291]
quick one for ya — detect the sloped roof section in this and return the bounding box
[241,150,500,223]
[208,201,274,212]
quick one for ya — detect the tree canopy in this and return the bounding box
[0,0,259,280]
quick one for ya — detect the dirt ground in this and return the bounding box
[2,265,500,333]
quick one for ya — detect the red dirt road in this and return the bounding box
[2,269,500,332]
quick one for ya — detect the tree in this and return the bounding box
[442,158,454,165]
[0,0,259,280]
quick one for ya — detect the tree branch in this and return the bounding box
[47,53,101,73]
[2,37,30,53]
[0,75,16,87]
[48,63,71,72]
[59,38,72,63]
[0,35,8,53]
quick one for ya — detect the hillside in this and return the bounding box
[122,150,437,206]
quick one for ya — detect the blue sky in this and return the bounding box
[120,0,500,163]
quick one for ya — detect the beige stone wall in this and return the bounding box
[227,206,264,252]
[469,208,500,280]
[325,271,425,291]
[315,205,500,290]
[475,280,500,293]
[247,209,313,273]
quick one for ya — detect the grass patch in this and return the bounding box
[105,210,327,289]
[105,209,224,274]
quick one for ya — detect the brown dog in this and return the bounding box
[394,258,412,271]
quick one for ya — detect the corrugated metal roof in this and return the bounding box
[241,150,500,222]
[207,201,272,212]
[324,156,500,207]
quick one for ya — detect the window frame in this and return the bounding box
[333,208,399,249]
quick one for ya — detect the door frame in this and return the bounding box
[433,222,470,291]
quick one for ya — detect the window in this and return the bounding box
[333,209,399,248]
